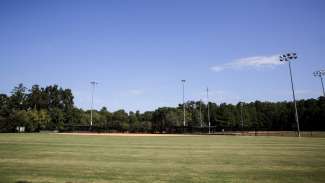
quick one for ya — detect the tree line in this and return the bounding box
[1,84,325,133]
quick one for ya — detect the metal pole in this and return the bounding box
[182,80,186,127]
[320,76,325,97]
[90,83,95,126]
[240,103,244,130]
[193,103,196,126]
[207,87,210,134]
[313,71,325,97]
[288,61,300,137]
[199,99,202,127]
[90,81,98,127]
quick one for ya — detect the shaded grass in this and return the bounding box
[0,133,325,183]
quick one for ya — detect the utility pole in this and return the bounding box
[279,53,300,137]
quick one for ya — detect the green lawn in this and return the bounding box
[0,134,325,183]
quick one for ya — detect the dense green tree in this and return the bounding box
[9,110,30,131]
[111,110,128,131]
[27,85,42,110]
[99,107,112,130]
[0,94,10,132]
[1,84,325,133]
[9,84,28,110]
[49,108,65,130]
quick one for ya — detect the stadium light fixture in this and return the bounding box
[313,70,325,97]
[279,53,300,137]
[181,80,186,127]
[90,81,98,127]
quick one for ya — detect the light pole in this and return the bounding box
[313,70,325,97]
[193,103,196,126]
[90,81,98,127]
[279,53,300,137]
[199,99,203,127]
[181,80,186,127]
[240,102,244,130]
[207,87,211,134]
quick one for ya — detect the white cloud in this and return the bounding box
[211,54,283,72]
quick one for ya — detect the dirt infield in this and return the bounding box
[58,132,201,137]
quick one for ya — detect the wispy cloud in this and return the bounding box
[211,54,283,72]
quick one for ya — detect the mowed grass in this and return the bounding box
[0,134,325,183]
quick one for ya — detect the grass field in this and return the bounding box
[0,133,325,183]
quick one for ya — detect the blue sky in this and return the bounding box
[1,0,325,112]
